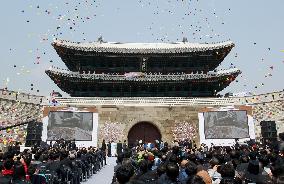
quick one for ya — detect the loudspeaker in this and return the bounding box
[260,121,277,143]
[25,121,43,147]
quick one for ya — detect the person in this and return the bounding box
[91,132,284,183]
[152,151,162,170]
[196,165,212,184]
[53,140,59,148]
[193,141,197,149]
[58,150,73,182]
[0,159,14,184]
[179,160,189,184]
[185,161,198,181]
[102,139,107,152]
[0,138,108,184]
[108,141,112,157]
[187,175,206,184]
[115,164,134,184]
[158,162,180,184]
[46,152,61,180]
[188,140,193,149]
[207,158,221,184]
[243,159,271,184]
[12,162,29,184]
[271,158,284,183]
[122,140,127,151]
[70,139,76,150]
[164,141,169,149]
[134,159,149,179]
[218,164,238,184]
[234,139,239,149]
[117,140,123,156]
[14,142,21,155]
[279,132,284,152]
[101,139,107,165]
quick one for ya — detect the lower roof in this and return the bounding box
[46,67,241,82]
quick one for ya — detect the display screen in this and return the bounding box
[204,110,249,139]
[47,111,93,141]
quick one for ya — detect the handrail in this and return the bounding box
[46,66,241,81]
[52,91,284,106]
[0,89,44,105]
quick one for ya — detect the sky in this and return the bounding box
[0,0,283,97]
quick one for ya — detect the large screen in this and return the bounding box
[47,111,93,141]
[204,110,249,139]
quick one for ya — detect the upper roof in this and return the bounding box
[52,39,235,54]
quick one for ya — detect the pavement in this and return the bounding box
[85,157,116,184]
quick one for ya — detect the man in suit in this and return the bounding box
[101,139,107,165]
[117,140,123,155]
[122,140,127,151]
[107,141,111,157]
[279,132,284,152]
[101,139,107,152]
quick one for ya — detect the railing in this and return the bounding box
[54,97,237,106]
[52,91,284,106]
[47,66,241,81]
[234,90,284,105]
[0,89,44,105]
[1,86,283,107]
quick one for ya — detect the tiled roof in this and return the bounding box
[46,66,241,81]
[53,39,234,54]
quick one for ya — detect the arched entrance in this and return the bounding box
[127,121,161,147]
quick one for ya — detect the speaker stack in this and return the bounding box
[260,121,277,144]
[25,121,43,147]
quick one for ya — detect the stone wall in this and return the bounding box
[96,105,202,145]
[252,100,284,140]
[41,100,284,146]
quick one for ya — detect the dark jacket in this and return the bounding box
[137,170,158,183]
[11,179,29,184]
[117,143,123,155]
[102,142,107,151]
[157,173,181,184]
[236,161,272,184]
[60,158,72,169]
[46,160,61,176]
[108,143,111,156]
[0,174,12,184]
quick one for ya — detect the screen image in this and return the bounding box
[204,110,249,139]
[47,111,93,141]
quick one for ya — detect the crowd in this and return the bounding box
[0,98,42,146]
[253,100,284,122]
[0,99,42,129]
[0,139,106,184]
[112,133,284,184]
[0,132,284,184]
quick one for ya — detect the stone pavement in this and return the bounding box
[85,157,116,184]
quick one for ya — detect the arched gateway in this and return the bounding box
[128,121,161,147]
